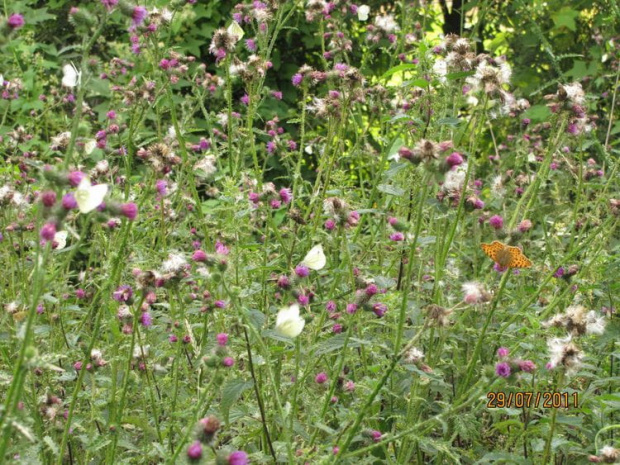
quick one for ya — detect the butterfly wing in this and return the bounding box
[506,246,532,268]
[480,241,505,263]
[301,244,326,270]
[62,63,78,87]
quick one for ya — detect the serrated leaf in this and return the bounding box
[552,7,578,32]
[221,378,254,422]
[43,436,59,456]
[377,184,405,196]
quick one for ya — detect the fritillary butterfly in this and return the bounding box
[480,241,532,268]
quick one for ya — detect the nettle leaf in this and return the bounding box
[552,7,579,32]
[220,378,254,422]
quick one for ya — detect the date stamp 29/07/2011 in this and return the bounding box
[486,391,579,409]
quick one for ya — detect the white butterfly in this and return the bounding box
[301,244,326,270]
[62,62,81,88]
[53,231,68,250]
[75,177,108,214]
[227,21,244,40]
[84,139,97,155]
[357,5,370,21]
[275,304,305,338]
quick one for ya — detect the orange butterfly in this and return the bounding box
[480,241,532,268]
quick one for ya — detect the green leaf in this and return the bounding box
[522,104,551,123]
[552,7,579,32]
[221,378,254,422]
[377,184,405,196]
[43,436,59,456]
[437,117,462,127]
[381,63,418,80]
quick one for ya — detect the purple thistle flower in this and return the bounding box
[228,451,248,465]
[140,311,152,327]
[446,152,464,167]
[132,6,148,26]
[40,223,56,241]
[120,202,138,220]
[245,38,256,51]
[215,241,229,255]
[489,215,504,230]
[497,347,509,358]
[279,187,293,204]
[325,301,336,312]
[495,362,511,378]
[291,73,303,86]
[100,0,118,10]
[390,232,404,241]
[216,333,228,346]
[187,441,202,460]
[295,265,310,278]
[372,303,388,318]
[67,171,86,187]
[517,360,536,373]
[41,191,57,207]
[112,285,133,302]
[192,250,207,262]
[7,14,25,30]
[222,357,234,367]
[325,219,336,230]
[156,179,168,196]
[346,303,358,314]
[315,372,328,384]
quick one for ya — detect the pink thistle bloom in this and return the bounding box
[7,14,25,30]
[315,372,328,384]
[346,303,358,314]
[518,360,536,373]
[446,152,464,167]
[67,171,86,187]
[132,6,148,26]
[222,357,234,367]
[497,347,509,358]
[518,219,532,233]
[186,441,202,460]
[120,202,138,220]
[325,219,336,230]
[41,191,57,207]
[291,73,303,86]
[216,333,228,346]
[40,222,57,241]
[140,312,152,327]
[228,451,248,465]
[390,232,404,241]
[215,241,229,255]
[295,265,310,278]
[488,215,504,229]
[495,362,511,377]
[192,250,208,262]
[279,187,293,204]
